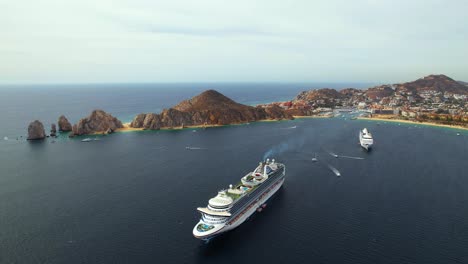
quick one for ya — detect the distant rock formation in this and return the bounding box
[50,124,57,137]
[293,88,345,108]
[27,120,46,140]
[395,74,468,95]
[295,88,344,102]
[287,74,468,113]
[70,110,123,136]
[58,115,72,132]
[130,90,293,130]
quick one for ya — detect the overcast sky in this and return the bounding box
[1,0,467,84]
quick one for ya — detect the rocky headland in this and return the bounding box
[129,90,293,130]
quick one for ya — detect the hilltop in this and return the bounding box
[394,74,467,95]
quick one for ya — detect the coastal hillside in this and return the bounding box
[394,74,468,95]
[288,74,467,108]
[130,90,293,130]
[293,88,345,108]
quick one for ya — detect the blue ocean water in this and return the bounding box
[0,84,467,264]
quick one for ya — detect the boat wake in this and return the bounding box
[326,150,339,158]
[325,150,363,160]
[339,155,364,160]
[185,146,207,150]
[154,146,167,150]
[281,126,297,129]
[326,163,341,177]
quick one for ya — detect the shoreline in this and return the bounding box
[293,115,332,119]
[114,119,282,133]
[116,123,223,133]
[358,116,468,131]
[92,114,468,136]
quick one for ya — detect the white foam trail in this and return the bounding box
[154,146,167,150]
[3,136,8,141]
[326,150,338,158]
[281,125,297,129]
[185,147,206,150]
[326,164,341,176]
[339,155,364,160]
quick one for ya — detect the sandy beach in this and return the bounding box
[293,115,332,119]
[358,116,468,131]
[116,122,225,133]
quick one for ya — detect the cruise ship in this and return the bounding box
[192,159,286,241]
[359,128,374,150]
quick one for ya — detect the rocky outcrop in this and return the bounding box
[50,124,57,137]
[70,110,123,136]
[27,120,46,140]
[58,115,72,132]
[130,113,147,128]
[130,90,293,130]
[160,108,193,127]
[261,104,293,120]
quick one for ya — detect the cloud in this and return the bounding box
[1,0,468,83]
[144,25,276,37]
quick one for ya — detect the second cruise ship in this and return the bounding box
[192,159,285,241]
[359,128,374,150]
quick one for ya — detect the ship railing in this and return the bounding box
[229,168,284,216]
[227,179,283,226]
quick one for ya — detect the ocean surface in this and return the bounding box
[1,84,467,264]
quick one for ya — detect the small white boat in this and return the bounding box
[359,128,374,151]
[457,133,461,136]
[311,153,318,162]
[81,138,92,142]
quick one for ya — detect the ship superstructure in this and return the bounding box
[193,159,285,241]
[359,128,374,150]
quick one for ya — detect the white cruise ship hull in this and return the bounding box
[193,177,285,241]
[360,140,372,150]
[359,130,373,151]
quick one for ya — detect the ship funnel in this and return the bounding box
[272,159,275,164]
